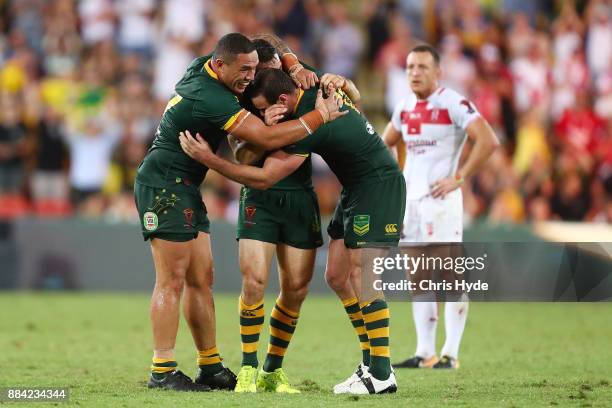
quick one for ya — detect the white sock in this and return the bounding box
[440,296,469,359]
[412,293,437,359]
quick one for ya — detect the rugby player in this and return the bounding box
[228,37,363,393]
[179,68,406,395]
[134,33,343,391]
[382,44,498,369]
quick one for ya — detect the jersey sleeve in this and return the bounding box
[446,90,480,130]
[193,87,244,131]
[390,98,405,131]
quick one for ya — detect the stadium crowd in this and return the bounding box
[0,0,610,225]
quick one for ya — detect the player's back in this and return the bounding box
[288,88,400,188]
[137,55,242,189]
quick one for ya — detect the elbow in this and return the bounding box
[251,180,273,190]
[489,135,501,154]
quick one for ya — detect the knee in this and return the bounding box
[242,272,266,299]
[281,278,310,302]
[156,267,187,296]
[325,267,349,291]
[185,263,214,292]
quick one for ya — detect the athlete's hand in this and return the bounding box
[431,177,462,199]
[315,89,347,123]
[290,65,318,89]
[179,130,213,164]
[320,73,346,95]
[263,104,287,126]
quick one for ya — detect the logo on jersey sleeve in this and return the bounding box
[353,215,370,236]
[460,100,475,114]
[365,121,375,135]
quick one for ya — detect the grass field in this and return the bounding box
[2,293,611,407]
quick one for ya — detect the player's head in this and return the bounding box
[253,39,281,71]
[245,68,297,117]
[406,44,441,99]
[212,33,258,95]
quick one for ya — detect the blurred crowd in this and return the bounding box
[0,0,610,225]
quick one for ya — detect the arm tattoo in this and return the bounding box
[252,32,292,56]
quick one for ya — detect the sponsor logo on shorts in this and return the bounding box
[143,211,158,231]
[384,224,398,235]
[183,208,194,229]
[353,215,370,236]
[245,206,257,226]
[312,220,321,233]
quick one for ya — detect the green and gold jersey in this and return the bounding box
[136,53,243,189]
[284,87,400,188]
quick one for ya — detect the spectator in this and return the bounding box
[510,36,551,115]
[439,34,476,97]
[116,0,156,58]
[551,171,591,221]
[78,0,115,46]
[585,1,612,79]
[320,2,362,79]
[0,95,29,196]
[30,105,69,215]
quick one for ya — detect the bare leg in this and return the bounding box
[183,233,216,350]
[276,244,316,311]
[150,238,192,359]
[240,239,276,305]
[325,238,356,300]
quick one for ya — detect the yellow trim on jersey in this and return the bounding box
[163,94,183,113]
[223,109,246,131]
[336,88,359,113]
[292,153,310,157]
[292,88,305,114]
[204,59,219,80]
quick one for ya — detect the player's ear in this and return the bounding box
[277,94,288,106]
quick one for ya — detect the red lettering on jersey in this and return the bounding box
[400,101,452,135]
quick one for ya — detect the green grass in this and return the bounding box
[1,293,611,407]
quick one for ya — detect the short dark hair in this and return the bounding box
[245,68,297,104]
[252,39,278,64]
[213,33,256,64]
[409,44,441,65]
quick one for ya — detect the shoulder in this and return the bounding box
[435,88,476,111]
[434,87,464,105]
[195,82,240,109]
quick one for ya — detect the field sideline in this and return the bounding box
[2,293,611,407]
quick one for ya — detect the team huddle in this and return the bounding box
[134,32,498,395]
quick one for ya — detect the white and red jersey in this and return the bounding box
[391,87,480,200]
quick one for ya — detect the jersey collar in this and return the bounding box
[204,59,219,81]
[292,88,305,115]
[416,87,443,103]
